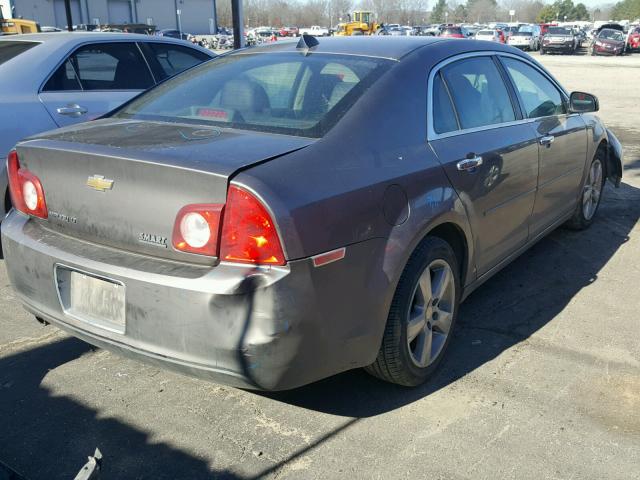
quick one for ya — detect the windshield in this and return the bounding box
[547,27,571,35]
[0,40,38,66]
[600,29,624,40]
[512,31,532,36]
[115,52,392,138]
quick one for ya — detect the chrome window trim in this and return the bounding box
[427,50,571,142]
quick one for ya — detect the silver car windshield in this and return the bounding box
[115,52,392,138]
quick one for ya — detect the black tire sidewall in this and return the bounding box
[394,237,461,385]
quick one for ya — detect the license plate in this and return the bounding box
[68,271,125,332]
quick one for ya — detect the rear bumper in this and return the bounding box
[2,212,391,390]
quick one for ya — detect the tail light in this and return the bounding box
[171,185,285,266]
[219,185,285,266]
[172,204,224,256]
[7,150,48,219]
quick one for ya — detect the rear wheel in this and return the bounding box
[566,153,605,230]
[366,237,460,386]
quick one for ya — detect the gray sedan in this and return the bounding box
[0,32,214,219]
[2,37,622,390]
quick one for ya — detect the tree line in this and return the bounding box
[212,0,635,28]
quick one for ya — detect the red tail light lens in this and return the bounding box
[220,185,285,266]
[7,150,48,219]
[172,204,224,256]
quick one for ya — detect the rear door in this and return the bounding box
[499,56,587,236]
[428,54,539,276]
[38,42,155,127]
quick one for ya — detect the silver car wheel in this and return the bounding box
[407,259,456,368]
[583,158,603,221]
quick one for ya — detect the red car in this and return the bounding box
[439,26,466,39]
[496,29,506,43]
[628,27,640,51]
[279,26,298,37]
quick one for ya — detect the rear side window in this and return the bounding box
[0,41,38,66]
[114,52,392,138]
[144,43,210,81]
[44,42,154,91]
[432,73,458,134]
[441,57,515,130]
[501,58,565,118]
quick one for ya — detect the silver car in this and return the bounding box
[0,32,214,220]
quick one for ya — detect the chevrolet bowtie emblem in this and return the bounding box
[86,175,114,192]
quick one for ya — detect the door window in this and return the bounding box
[440,56,516,130]
[144,43,210,81]
[501,57,565,118]
[432,73,459,134]
[43,42,153,91]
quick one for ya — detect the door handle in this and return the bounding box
[539,135,555,147]
[56,104,88,117]
[457,155,483,172]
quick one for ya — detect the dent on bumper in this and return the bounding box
[2,212,391,390]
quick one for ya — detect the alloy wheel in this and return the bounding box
[583,159,603,220]
[406,259,456,368]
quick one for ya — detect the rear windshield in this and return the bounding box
[512,31,531,36]
[547,27,571,35]
[115,52,392,138]
[477,30,494,35]
[0,41,38,66]
[443,28,462,34]
[599,29,624,40]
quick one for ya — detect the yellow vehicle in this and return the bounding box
[0,6,40,35]
[335,11,381,36]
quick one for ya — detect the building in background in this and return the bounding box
[6,0,218,34]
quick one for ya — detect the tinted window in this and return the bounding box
[443,28,462,35]
[115,53,391,138]
[43,59,82,91]
[0,41,38,66]
[44,42,153,91]
[145,43,210,80]
[547,27,571,35]
[441,57,515,130]
[502,58,565,118]
[433,73,458,134]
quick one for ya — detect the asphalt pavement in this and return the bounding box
[0,51,638,480]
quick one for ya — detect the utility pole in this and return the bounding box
[231,0,245,49]
[64,0,74,31]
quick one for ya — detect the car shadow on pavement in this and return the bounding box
[261,181,640,417]
[0,337,242,480]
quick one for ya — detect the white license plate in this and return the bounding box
[68,271,125,332]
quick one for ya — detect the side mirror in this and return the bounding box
[569,91,599,113]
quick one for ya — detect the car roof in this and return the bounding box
[0,31,195,46]
[238,36,447,61]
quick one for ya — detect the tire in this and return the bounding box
[365,236,461,386]
[566,152,606,230]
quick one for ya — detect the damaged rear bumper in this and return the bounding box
[2,212,390,390]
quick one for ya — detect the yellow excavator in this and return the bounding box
[0,4,40,35]
[335,11,382,36]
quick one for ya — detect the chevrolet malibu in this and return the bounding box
[2,37,623,390]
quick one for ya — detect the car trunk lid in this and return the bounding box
[16,119,314,264]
